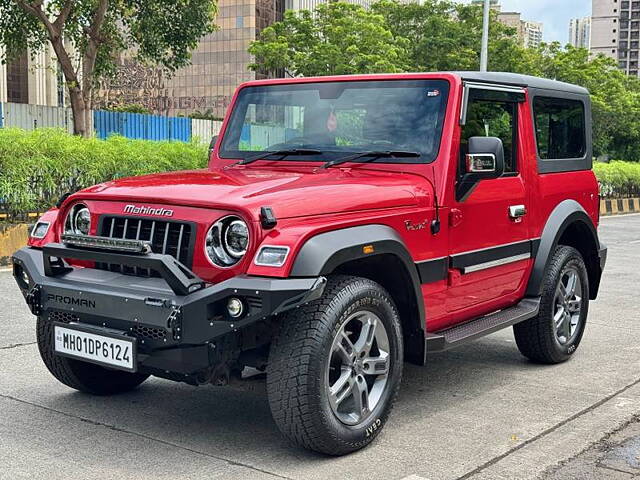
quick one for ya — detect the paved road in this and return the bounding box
[1,214,640,480]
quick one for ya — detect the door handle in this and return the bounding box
[509,205,527,219]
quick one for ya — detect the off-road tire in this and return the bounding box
[514,245,589,364]
[267,275,403,455]
[37,316,149,395]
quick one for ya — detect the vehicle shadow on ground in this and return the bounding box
[34,334,544,469]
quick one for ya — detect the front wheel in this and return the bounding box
[267,276,403,455]
[514,245,589,364]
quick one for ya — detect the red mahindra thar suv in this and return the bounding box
[13,72,607,455]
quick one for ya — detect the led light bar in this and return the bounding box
[61,234,151,254]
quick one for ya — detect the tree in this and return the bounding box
[105,103,151,114]
[250,0,535,77]
[372,0,536,73]
[0,0,217,136]
[249,2,409,77]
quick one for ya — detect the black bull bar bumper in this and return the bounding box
[12,245,326,374]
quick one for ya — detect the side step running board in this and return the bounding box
[426,298,541,352]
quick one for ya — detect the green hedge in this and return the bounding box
[1,129,640,214]
[0,128,208,213]
[593,161,640,199]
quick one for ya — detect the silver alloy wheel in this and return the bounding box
[326,311,390,426]
[553,266,583,345]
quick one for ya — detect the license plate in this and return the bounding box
[53,323,136,372]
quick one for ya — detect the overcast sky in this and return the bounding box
[462,0,592,44]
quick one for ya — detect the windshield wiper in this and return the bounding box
[321,150,421,169]
[228,148,323,168]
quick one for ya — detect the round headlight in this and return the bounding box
[65,204,91,235]
[205,216,249,267]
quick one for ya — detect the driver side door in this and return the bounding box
[446,84,532,315]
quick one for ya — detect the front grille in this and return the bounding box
[48,310,79,324]
[131,324,167,341]
[97,216,193,276]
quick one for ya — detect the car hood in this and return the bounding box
[77,167,430,220]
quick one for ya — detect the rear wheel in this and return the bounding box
[514,245,589,364]
[37,316,149,395]
[267,275,403,455]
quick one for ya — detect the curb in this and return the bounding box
[600,197,640,216]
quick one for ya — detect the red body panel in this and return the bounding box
[37,72,600,335]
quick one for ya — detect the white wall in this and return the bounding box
[191,118,223,144]
[1,102,73,133]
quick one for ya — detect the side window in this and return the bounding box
[533,97,586,160]
[461,94,519,174]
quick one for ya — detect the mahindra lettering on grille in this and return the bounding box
[123,205,174,217]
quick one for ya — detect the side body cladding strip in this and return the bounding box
[526,199,603,299]
[290,224,427,365]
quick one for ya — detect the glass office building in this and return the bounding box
[95,0,285,118]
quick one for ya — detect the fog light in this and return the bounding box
[227,297,244,318]
[21,270,30,287]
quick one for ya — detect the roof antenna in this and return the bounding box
[430,164,441,235]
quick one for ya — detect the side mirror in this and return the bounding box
[456,136,505,202]
[465,136,505,177]
[208,135,218,156]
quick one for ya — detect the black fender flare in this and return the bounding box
[526,199,602,298]
[290,224,426,362]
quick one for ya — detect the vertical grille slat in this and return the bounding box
[147,220,156,277]
[98,215,192,278]
[162,223,170,255]
[176,224,185,259]
[134,219,143,276]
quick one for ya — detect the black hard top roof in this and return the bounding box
[452,71,589,95]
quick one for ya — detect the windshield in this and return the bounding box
[219,79,450,164]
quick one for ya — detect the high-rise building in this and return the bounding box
[495,10,544,49]
[569,17,592,48]
[522,21,543,48]
[591,0,640,77]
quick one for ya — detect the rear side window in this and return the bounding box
[533,97,586,160]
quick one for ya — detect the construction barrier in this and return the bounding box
[0,102,222,144]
